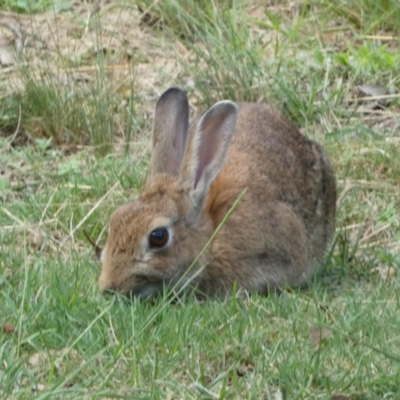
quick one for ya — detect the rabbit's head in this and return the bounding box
[98,88,238,299]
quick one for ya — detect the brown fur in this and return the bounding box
[98,88,336,298]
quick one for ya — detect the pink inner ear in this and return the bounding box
[195,117,225,189]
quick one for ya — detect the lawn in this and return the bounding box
[0,1,399,399]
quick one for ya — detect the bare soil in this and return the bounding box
[0,2,185,114]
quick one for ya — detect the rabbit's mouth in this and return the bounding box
[124,274,165,300]
[128,282,165,300]
[126,275,198,300]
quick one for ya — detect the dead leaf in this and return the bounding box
[332,395,350,400]
[28,347,80,369]
[31,383,45,392]
[309,327,333,350]
[358,84,390,109]
[52,230,63,241]
[28,352,44,367]
[0,15,24,65]
[3,322,17,334]
[236,361,255,377]
[0,44,14,65]
[358,83,385,97]
[28,229,44,250]
[272,388,284,400]
[372,265,396,281]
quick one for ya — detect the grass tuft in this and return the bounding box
[326,0,400,34]
[0,0,399,398]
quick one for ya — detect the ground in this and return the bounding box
[0,1,399,399]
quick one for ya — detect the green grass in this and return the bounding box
[1,0,400,398]
[326,0,400,34]
[0,0,72,13]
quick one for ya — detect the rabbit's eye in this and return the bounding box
[149,228,169,249]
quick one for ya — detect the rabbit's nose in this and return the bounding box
[98,275,115,294]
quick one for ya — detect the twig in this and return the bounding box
[62,182,119,245]
[346,93,400,103]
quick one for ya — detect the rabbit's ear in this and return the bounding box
[150,88,189,178]
[180,101,237,221]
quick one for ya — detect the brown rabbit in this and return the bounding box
[98,87,336,299]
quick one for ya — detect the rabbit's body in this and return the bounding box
[99,89,336,298]
[197,103,336,293]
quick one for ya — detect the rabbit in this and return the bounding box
[98,87,336,299]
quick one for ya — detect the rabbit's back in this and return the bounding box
[203,103,336,291]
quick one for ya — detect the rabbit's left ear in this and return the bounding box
[180,101,237,221]
[150,88,189,179]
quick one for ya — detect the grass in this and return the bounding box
[1,0,400,398]
[326,0,400,34]
[0,0,72,13]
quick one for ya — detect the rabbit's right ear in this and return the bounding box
[149,88,189,179]
[180,101,238,224]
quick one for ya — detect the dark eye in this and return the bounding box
[149,228,169,249]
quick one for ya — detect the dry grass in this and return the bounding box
[0,1,399,399]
